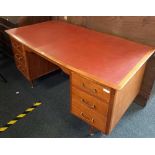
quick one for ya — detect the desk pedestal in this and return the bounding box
[71,65,145,134]
[10,38,58,83]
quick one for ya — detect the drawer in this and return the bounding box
[15,58,28,75]
[14,51,25,62]
[71,104,107,132]
[17,64,27,75]
[14,49,26,65]
[13,49,28,77]
[72,72,111,103]
[11,39,23,52]
[72,87,108,117]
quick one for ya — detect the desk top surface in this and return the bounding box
[6,21,154,90]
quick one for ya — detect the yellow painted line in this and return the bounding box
[0,102,42,133]
[17,113,26,118]
[26,108,35,112]
[34,102,42,106]
[0,127,8,132]
[8,120,17,125]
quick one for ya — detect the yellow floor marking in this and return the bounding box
[17,113,26,118]
[0,102,42,133]
[8,120,17,125]
[34,102,42,106]
[0,127,8,132]
[26,108,35,112]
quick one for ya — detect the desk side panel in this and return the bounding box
[24,46,59,80]
[107,64,146,133]
[135,55,155,106]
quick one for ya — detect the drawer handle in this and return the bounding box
[82,83,97,94]
[103,88,110,94]
[80,99,95,109]
[15,54,20,58]
[80,112,94,123]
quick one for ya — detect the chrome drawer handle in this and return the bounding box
[103,88,110,94]
[82,83,97,94]
[80,99,95,109]
[80,112,94,123]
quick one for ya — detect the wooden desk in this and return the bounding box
[6,21,154,134]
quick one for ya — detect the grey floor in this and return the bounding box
[0,54,155,138]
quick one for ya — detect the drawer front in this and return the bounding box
[17,65,27,76]
[12,48,28,77]
[14,48,25,61]
[11,39,23,53]
[10,38,29,77]
[72,87,108,117]
[72,72,111,103]
[15,59,28,76]
[71,104,107,132]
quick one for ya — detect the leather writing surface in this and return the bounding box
[6,21,154,89]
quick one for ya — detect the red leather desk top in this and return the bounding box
[6,21,154,90]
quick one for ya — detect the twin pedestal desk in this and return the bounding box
[6,21,154,134]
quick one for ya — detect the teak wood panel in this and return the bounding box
[71,72,110,133]
[11,38,29,77]
[13,48,28,77]
[71,98,107,132]
[11,37,23,52]
[72,87,109,117]
[24,46,58,80]
[107,64,146,133]
[71,62,146,134]
[72,72,111,103]
[10,37,58,81]
[135,55,155,105]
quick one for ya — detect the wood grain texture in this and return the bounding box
[24,46,59,80]
[72,72,111,103]
[10,38,29,78]
[71,86,109,117]
[135,55,155,106]
[108,64,146,133]
[71,86,107,132]
[71,104,107,132]
[10,37,58,81]
[72,86,109,117]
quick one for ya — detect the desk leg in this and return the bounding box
[30,80,34,88]
[89,126,95,136]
